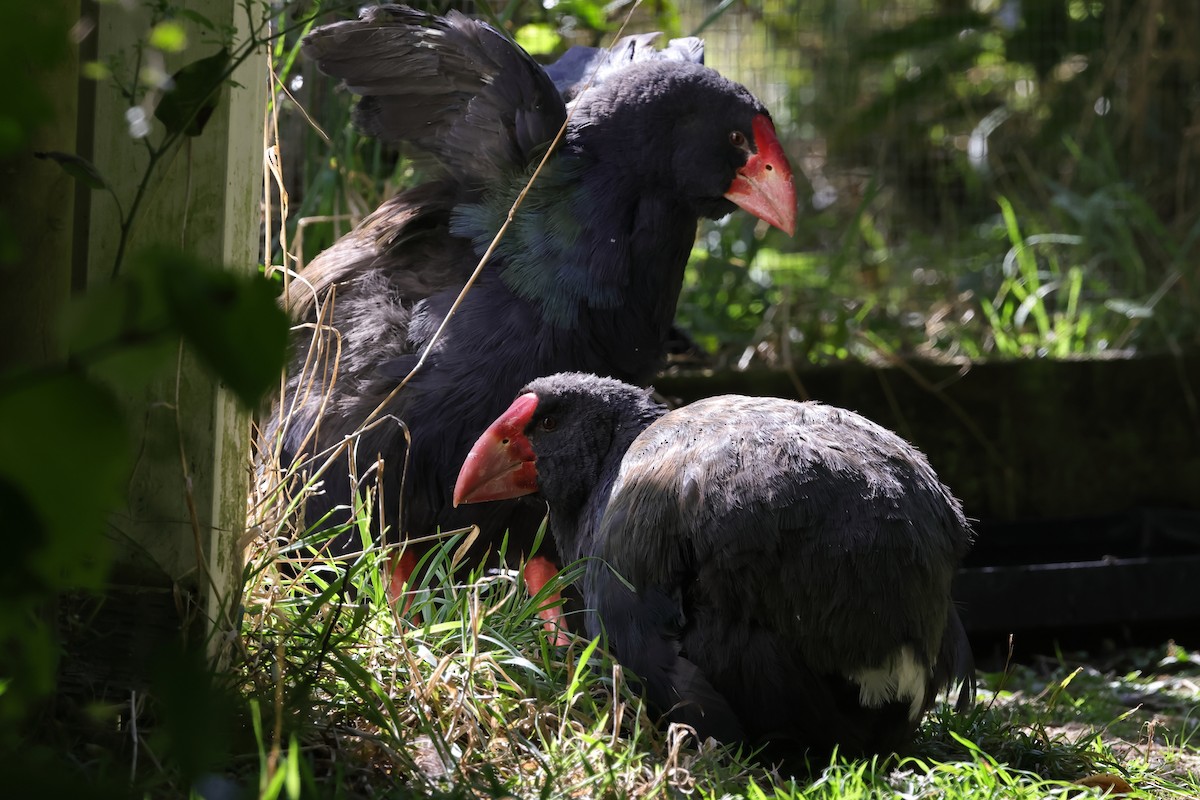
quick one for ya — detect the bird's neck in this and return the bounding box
[450,155,698,382]
[549,405,662,567]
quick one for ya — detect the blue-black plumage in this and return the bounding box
[456,373,976,762]
[269,6,796,631]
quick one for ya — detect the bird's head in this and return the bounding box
[454,373,664,513]
[571,61,796,235]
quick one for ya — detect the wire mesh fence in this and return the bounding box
[275,0,1200,366]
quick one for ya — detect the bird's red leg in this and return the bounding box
[388,548,420,619]
[524,555,568,645]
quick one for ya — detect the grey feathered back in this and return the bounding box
[515,377,976,761]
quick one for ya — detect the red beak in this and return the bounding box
[724,114,796,236]
[454,393,541,506]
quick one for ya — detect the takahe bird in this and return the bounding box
[271,6,796,630]
[454,373,976,762]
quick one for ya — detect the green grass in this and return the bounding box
[676,174,1199,372]
[245,382,1200,800]
[236,470,1200,799]
[241,9,1200,795]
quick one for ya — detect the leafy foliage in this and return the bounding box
[5,1,1198,797]
[0,245,287,725]
[0,4,72,158]
[154,47,232,137]
[0,0,290,746]
[667,0,1199,367]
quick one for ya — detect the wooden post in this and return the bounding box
[0,1,80,368]
[61,0,265,679]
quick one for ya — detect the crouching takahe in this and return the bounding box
[265,5,795,636]
[455,373,975,763]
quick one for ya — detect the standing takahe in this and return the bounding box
[268,5,795,630]
[455,373,976,763]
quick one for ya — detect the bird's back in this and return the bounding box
[596,397,974,759]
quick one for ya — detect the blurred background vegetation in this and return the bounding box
[272,0,1199,371]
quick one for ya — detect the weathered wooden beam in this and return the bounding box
[956,554,1200,632]
[0,1,80,368]
[71,0,266,672]
[656,354,1200,523]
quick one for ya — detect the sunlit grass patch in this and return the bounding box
[235,473,1200,799]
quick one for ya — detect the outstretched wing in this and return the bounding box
[301,4,567,187]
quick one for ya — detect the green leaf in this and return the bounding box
[1104,299,1154,319]
[176,9,216,31]
[556,0,607,31]
[149,643,240,784]
[0,371,128,591]
[692,0,735,36]
[0,477,50,598]
[565,636,601,706]
[33,150,110,191]
[148,20,188,53]
[514,23,560,57]
[65,276,178,386]
[154,47,230,137]
[133,247,290,407]
[0,1,72,156]
[284,736,302,798]
[82,60,111,81]
[67,266,171,348]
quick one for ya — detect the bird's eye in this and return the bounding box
[729,130,747,149]
[539,416,557,432]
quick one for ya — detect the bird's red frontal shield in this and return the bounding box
[724,114,796,236]
[454,393,540,506]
